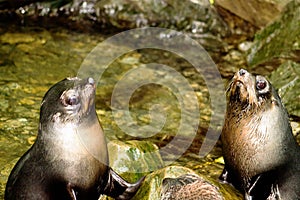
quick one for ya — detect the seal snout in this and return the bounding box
[231,69,249,96]
[233,69,249,84]
[229,69,258,105]
[238,69,248,76]
[86,77,96,91]
[88,77,95,85]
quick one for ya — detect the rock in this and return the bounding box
[291,121,300,137]
[99,140,164,199]
[214,0,291,27]
[268,61,300,119]
[97,0,226,33]
[0,0,71,9]
[247,0,300,72]
[107,140,164,182]
[96,0,229,51]
[0,0,231,51]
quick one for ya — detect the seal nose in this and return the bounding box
[88,77,95,85]
[239,69,248,76]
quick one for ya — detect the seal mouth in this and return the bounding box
[233,80,244,90]
[229,83,244,104]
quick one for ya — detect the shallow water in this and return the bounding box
[0,25,232,199]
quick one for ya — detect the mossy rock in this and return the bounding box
[247,0,300,71]
[108,140,164,182]
[269,61,300,118]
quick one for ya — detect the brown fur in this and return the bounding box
[220,69,300,199]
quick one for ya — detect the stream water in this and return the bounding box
[0,24,242,199]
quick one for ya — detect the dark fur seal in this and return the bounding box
[220,69,300,199]
[5,77,144,200]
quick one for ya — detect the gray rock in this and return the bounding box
[95,0,229,50]
[268,61,300,119]
[214,0,291,27]
[247,0,300,71]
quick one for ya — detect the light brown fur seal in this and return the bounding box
[220,69,300,199]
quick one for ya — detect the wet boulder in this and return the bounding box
[268,61,300,120]
[214,0,291,27]
[247,0,300,72]
[107,140,164,182]
[96,0,229,51]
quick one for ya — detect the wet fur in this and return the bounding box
[5,77,143,200]
[220,70,300,199]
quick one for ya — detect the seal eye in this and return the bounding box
[256,80,267,90]
[256,76,270,97]
[65,95,79,106]
[61,90,81,108]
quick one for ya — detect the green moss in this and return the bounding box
[248,0,300,67]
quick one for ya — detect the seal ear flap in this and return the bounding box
[103,168,145,200]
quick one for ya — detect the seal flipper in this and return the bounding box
[102,168,145,200]
[219,167,232,184]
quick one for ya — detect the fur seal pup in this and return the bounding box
[5,77,144,200]
[220,69,300,199]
